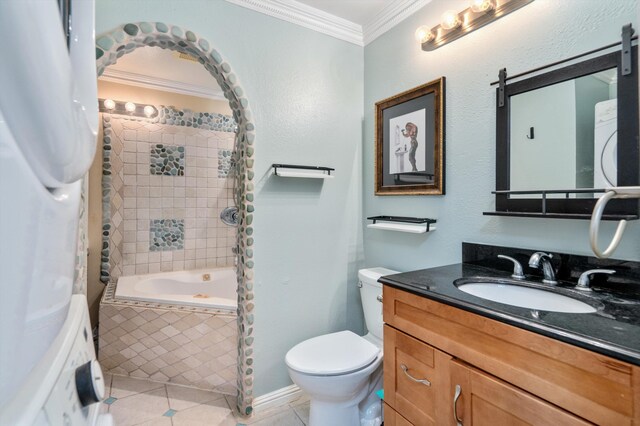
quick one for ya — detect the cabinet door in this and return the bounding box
[384,402,414,426]
[384,325,451,426]
[449,361,590,426]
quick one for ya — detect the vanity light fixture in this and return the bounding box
[97,98,158,118]
[103,99,115,111]
[414,26,435,44]
[440,10,461,30]
[470,0,496,13]
[417,0,534,51]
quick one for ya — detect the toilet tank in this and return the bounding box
[359,267,399,343]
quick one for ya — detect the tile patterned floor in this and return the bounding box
[102,374,310,426]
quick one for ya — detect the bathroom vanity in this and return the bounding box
[380,243,640,425]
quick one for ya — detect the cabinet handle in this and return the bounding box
[400,364,431,386]
[376,295,383,303]
[453,384,463,426]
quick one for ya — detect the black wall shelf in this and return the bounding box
[483,211,639,221]
[485,188,640,221]
[272,164,335,178]
[367,216,437,233]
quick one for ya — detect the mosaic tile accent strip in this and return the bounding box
[150,144,185,176]
[150,219,185,251]
[97,22,256,415]
[218,149,235,178]
[100,115,117,285]
[99,294,237,395]
[159,106,236,133]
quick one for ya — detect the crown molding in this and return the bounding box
[364,0,431,45]
[225,0,363,45]
[99,69,226,101]
[225,0,430,46]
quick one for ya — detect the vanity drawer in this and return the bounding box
[383,325,451,426]
[383,285,640,425]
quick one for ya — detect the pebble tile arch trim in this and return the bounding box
[96,22,256,416]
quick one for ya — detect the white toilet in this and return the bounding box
[285,267,399,426]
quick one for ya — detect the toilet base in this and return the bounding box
[309,400,361,426]
[306,363,383,426]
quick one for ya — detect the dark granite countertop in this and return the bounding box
[379,262,640,366]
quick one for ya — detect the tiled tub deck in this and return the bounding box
[99,283,237,395]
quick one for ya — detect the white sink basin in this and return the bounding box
[457,282,597,313]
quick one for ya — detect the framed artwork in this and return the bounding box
[375,77,445,195]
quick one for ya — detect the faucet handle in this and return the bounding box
[498,255,525,280]
[576,269,615,291]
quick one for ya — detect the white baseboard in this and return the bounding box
[252,384,306,413]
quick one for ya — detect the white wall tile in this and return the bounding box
[109,120,236,279]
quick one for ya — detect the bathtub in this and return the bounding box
[115,268,237,311]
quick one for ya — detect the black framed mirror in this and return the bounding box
[491,45,639,219]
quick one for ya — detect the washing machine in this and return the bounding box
[593,98,618,189]
[0,1,110,424]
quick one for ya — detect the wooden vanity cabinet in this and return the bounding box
[383,402,413,426]
[450,361,589,425]
[382,285,640,426]
[383,326,451,425]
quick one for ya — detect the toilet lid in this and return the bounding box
[285,331,380,375]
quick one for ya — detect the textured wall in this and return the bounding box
[95,0,364,397]
[363,0,640,273]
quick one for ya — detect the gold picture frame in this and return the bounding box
[375,77,445,195]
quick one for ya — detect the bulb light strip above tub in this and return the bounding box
[415,0,535,51]
[98,98,159,118]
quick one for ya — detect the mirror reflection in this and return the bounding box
[509,68,617,198]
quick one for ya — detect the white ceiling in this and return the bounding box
[295,0,391,26]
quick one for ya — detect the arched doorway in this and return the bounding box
[96,22,255,415]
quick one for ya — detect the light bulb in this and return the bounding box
[124,102,136,113]
[415,26,435,44]
[469,0,495,13]
[441,10,461,30]
[103,99,115,110]
[143,105,155,117]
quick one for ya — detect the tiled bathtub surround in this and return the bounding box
[150,219,185,251]
[218,150,235,178]
[103,116,236,281]
[159,106,236,133]
[150,144,185,176]
[99,286,237,394]
[97,23,256,414]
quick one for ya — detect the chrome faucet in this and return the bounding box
[528,252,557,285]
[575,269,615,291]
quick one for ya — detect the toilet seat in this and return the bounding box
[285,330,380,376]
